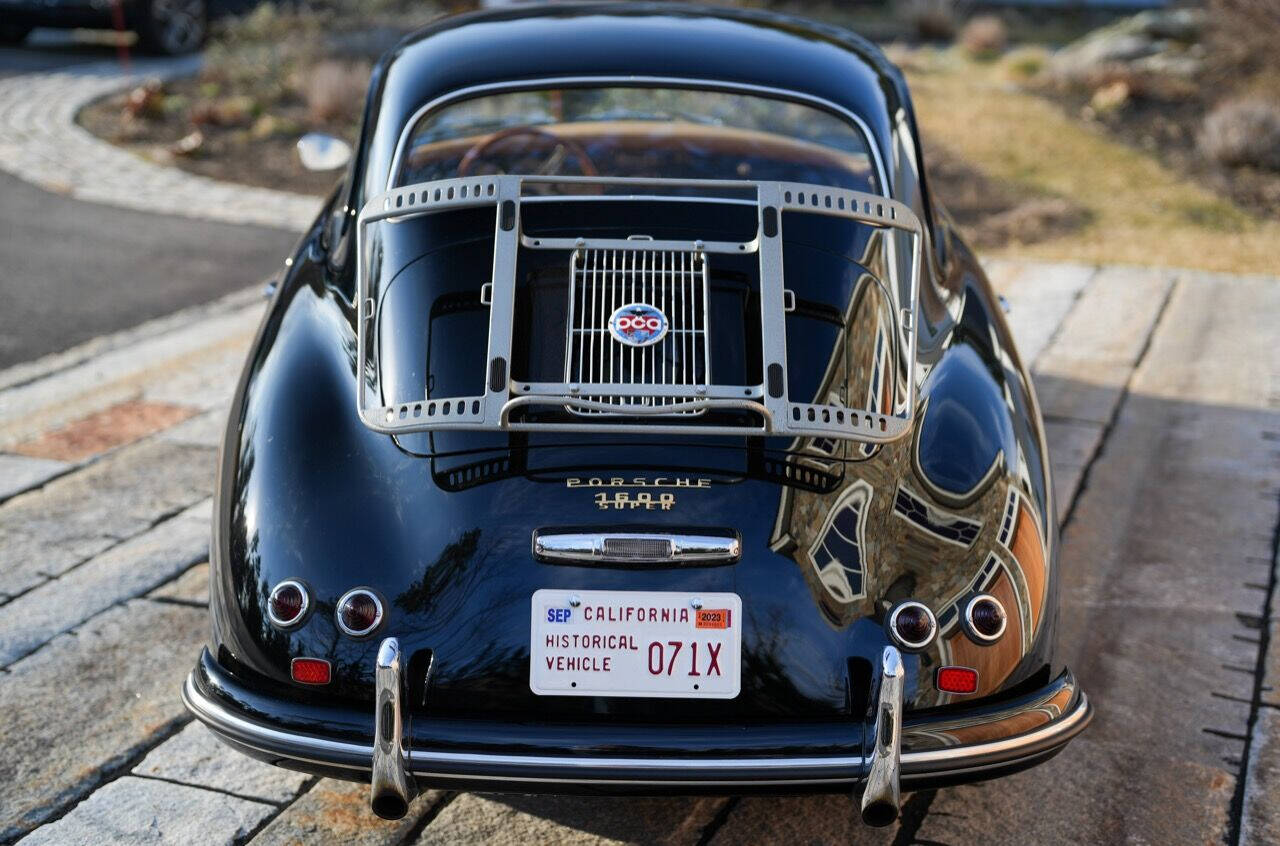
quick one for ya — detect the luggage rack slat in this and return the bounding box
[356,175,923,444]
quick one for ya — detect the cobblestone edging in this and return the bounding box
[0,57,320,231]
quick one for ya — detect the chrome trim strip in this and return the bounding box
[385,76,891,196]
[498,394,771,425]
[900,693,1090,768]
[533,530,741,565]
[524,234,753,254]
[513,382,762,400]
[183,671,1090,786]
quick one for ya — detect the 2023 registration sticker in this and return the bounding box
[529,589,742,699]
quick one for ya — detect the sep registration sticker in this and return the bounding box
[530,589,742,699]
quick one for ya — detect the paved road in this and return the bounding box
[0,259,1275,845]
[0,37,104,77]
[0,37,300,369]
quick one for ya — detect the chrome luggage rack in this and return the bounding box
[356,174,922,443]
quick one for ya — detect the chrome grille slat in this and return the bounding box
[566,244,710,415]
[602,537,674,561]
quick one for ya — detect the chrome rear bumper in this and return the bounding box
[182,651,1090,791]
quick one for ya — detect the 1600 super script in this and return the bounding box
[593,492,674,510]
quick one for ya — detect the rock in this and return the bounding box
[0,600,207,841]
[148,561,210,605]
[1033,360,1132,427]
[0,439,216,598]
[917,740,1233,845]
[1243,708,1280,844]
[0,453,67,504]
[12,399,196,462]
[249,779,445,846]
[1263,615,1280,709]
[1090,80,1131,113]
[709,794,898,845]
[993,262,1095,367]
[156,410,227,448]
[1050,9,1207,85]
[1035,265,1173,369]
[1200,98,1280,171]
[134,722,308,804]
[0,501,210,667]
[1136,8,1206,42]
[1042,420,1104,520]
[171,129,205,157]
[1131,50,1204,80]
[18,776,274,845]
[415,793,726,846]
[1052,24,1160,80]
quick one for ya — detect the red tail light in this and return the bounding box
[336,589,384,637]
[291,657,331,685]
[886,601,937,652]
[964,594,1008,644]
[937,666,979,694]
[268,580,309,628]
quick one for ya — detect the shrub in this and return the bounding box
[899,0,963,42]
[1001,46,1050,81]
[1206,0,1280,81]
[1199,98,1280,170]
[959,15,1007,59]
[304,60,371,127]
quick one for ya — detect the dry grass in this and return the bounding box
[906,49,1280,273]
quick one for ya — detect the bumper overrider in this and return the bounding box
[183,643,1089,823]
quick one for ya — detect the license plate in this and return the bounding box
[530,589,742,699]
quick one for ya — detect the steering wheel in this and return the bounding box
[457,126,599,179]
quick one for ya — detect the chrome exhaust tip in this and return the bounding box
[371,637,417,820]
[859,645,904,827]
[370,791,410,822]
[861,797,899,828]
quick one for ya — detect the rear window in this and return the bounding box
[395,86,877,192]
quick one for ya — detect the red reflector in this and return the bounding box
[291,658,331,685]
[937,666,978,694]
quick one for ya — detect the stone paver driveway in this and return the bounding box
[0,261,1277,845]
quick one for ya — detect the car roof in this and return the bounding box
[357,2,913,197]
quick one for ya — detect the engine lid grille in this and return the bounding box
[565,245,711,415]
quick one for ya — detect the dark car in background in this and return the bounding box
[1,0,207,54]
[181,2,1091,828]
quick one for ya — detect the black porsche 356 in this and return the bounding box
[183,3,1091,827]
